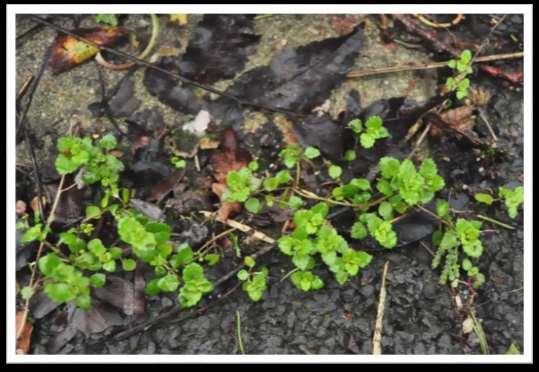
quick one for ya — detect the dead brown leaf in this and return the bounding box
[16,311,33,354]
[50,27,127,74]
[148,169,185,203]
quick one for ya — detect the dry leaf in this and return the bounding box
[16,200,27,215]
[16,311,33,354]
[50,27,127,74]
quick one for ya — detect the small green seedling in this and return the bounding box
[224,167,261,202]
[95,14,118,26]
[170,156,186,169]
[348,116,390,149]
[237,256,269,301]
[499,186,523,219]
[445,49,473,100]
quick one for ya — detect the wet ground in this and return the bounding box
[16,14,524,354]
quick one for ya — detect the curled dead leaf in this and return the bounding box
[50,27,127,74]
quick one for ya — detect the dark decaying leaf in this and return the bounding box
[50,180,84,225]
[177,15,261,84]
[50,27,127,74]
[93,276,145,316]
[392,209,438,247]
[30,290,62,319]
[131,138,170,182]
[427,106,482,145]
[48,301,125,353]
[292,114,345,162]
[220,24,364,114]
[130,198,164,220]
[109,78,141,118]
[148,169,185,203]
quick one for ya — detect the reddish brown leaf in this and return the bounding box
[480,65,523,84]
[16,311,33,354]
[50,27,127,74]
[428,106,482,145]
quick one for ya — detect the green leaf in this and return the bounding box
[90,273,106,288]
[88,239,107,259]
[204,253,220,266]
[20,286,34,300]
[292,254,311,270]
[44,282,76,303]
[365,115,383,131]
[102,260,116,272]
[244,256,256,268]
[360,133,375,148]
[182,262,204,282]
[344,150,357,161]
[379,157,400,179]
[75,293,92,309]
[245,197,262,214]
[98,133,117,150]
[347,118,363,133]
[288,195,304,210]
[456,89,468,100]
[95,14,118,26]
[178,287,203,308]
[328,165,342,179]
[237,269,249,281]
[436,199,450,218]
[304,146,321,159]
[145,278,161,296]
[157,274,180,292]
[474,193,494,205]
[38,253,62,276]
[460,50,472,64]
[85,205,101,220]
[378,201,393,221]
[120,258,136,271]
[462,258,473,271]
[55,155,79,175]
[350,221,367,240]
[170,244,194,268]
[21,224,43,243]
[447,59,457,69]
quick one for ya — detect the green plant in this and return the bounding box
[178,263,214,308]
[170,156,186,169]
[474,192,494,205]
[95,14,118,26]
[278,202,372,290]
[237,256,269,301]
[445,49,473,100]
[348,115,390,149]
[499,186,523,219]
[224,167,261,202]
[431,198,486,289]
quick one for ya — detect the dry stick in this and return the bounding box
[16,174,67,340]
[414,14,465,29]
[346,51,523,79]
[29,15,304,119]
[16,76,34,103]
[477,108,498,142]
[197,227,238,256]
[372,261,390,355]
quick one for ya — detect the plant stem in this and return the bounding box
[476,214,515,230]
[236,311,245,355]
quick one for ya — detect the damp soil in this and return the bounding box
[15,14,524,354]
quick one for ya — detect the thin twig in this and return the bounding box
[476,214,515,230]
[477,108,498,142]
[200,211,275,245]
[414,14,465,29]
[347,51,523,79]
[372,261,390,355]
[197,227,238,256]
